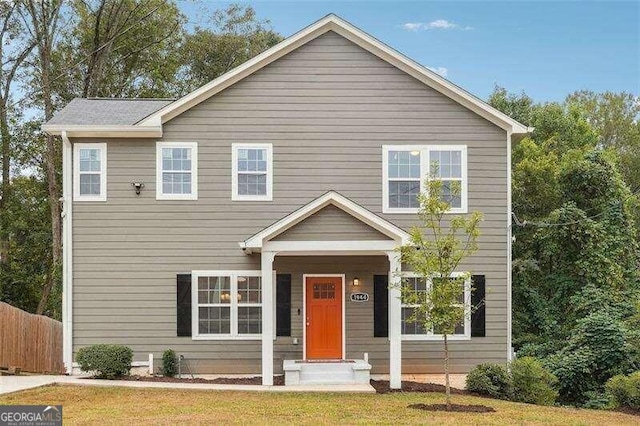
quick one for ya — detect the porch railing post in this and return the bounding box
[387,250,402,389]
[261,251,276,386]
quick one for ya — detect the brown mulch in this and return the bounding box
[615,407,640,417]
[409,403,495,413]
[370,379,468,395]
[100,375,285,386]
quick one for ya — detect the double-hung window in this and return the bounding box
[232,143,273,201]
[192,271,262,339]
[382,145,467,213]
[401,273,471,340]
[74,143,107,201]
[156,142,198,200]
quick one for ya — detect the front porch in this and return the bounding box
[240,192,410,388]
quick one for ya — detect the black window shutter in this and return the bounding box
[471,275,486,337]
[177,274,192,337]
[374,275,389,337]
[276,274,292,337]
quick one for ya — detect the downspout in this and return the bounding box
[506,130,513,361]
[61,131,73,373]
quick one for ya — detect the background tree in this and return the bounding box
[490,87,640,406]
[399,178,482,409]
[52,0,186,101]
[179,4,282,92]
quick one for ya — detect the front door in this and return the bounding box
[305,276,343,359]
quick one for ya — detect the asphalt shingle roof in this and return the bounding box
[45,98,174,126]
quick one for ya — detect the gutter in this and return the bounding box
[61,131,73,373]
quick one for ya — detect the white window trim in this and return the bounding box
[382,145,468,214]
[400,271,471,341]
[191,270,263,341]
[73,142,107,202]
[156,141,198,200]
[231,143,273,201]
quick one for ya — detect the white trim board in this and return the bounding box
[302,274,346,360]
[241,191,410,251]
[138,15,529,135]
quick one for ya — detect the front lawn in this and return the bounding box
[1,385,637,425]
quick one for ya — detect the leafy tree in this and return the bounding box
[399,178,482,409]
[52,0,186,100]
[566,91,640,192]
[179,4,283,93]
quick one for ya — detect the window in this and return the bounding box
[156,142,197,200]
[401,273,471,340]
[232,143,272,201]
[73,143,107,201]
[192,271,262,339]
[382,145,467,213]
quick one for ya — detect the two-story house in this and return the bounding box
[43,15,529,388]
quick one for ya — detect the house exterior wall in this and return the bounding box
[71,31,509,374]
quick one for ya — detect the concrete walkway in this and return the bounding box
[0,375,375,395]
[0,375,64,395]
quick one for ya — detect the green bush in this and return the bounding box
[545,312,637,405]
[510,356,558,405]
[76,344,133,379]
[606,371,640,410]
[466,363,512,399]
[161,349,177,377]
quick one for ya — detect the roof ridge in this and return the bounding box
[81,97,176,101]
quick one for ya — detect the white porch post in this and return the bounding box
[261,251,276,385]
[387,251,402,389]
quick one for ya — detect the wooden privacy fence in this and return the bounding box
[0,302,64,374]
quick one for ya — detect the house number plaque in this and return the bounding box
[350,293,369,302]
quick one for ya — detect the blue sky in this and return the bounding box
[181,0,639,103]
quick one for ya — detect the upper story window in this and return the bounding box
[232,143,273,201]
[401,273,471,340]
[73,143,107,201]
[156,142,198,200]
[192,271,262,340]
[382,145,467,214]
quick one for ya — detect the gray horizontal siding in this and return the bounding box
[71,30,509,374]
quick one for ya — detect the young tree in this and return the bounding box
[399,177,483,409]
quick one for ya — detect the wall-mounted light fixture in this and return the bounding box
[131,182,145,195]
[353,277,360,286]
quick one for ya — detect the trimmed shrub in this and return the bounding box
[510,356,558,405]
[161,349,177,377]
[466,363,512,399]
[606,371,640,410]
[76,344,133,379]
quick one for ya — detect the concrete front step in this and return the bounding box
[283,359,372,386]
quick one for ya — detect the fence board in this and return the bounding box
[0,302,64,374]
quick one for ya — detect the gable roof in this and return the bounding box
[42,98,172,137]
[139,14,530,135]
[240,191,411,252]
[43,14,531,138]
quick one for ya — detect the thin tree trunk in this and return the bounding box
[0,107,10,267]
[444,333,451,410]
[27,0,62,315]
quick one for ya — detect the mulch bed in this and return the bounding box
[616,407,640,417]
[105,375,285,386]
[409,403,495,413]
[370,379,468,395]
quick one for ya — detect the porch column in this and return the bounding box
[387,251,402,389]
[261,251,276,386]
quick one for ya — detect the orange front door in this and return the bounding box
[305,276,343,359]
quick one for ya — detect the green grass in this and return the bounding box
[0,385,637,425]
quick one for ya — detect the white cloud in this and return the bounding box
[427,66,448,77]
[402,22,423,31]
[401,19,473,32]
